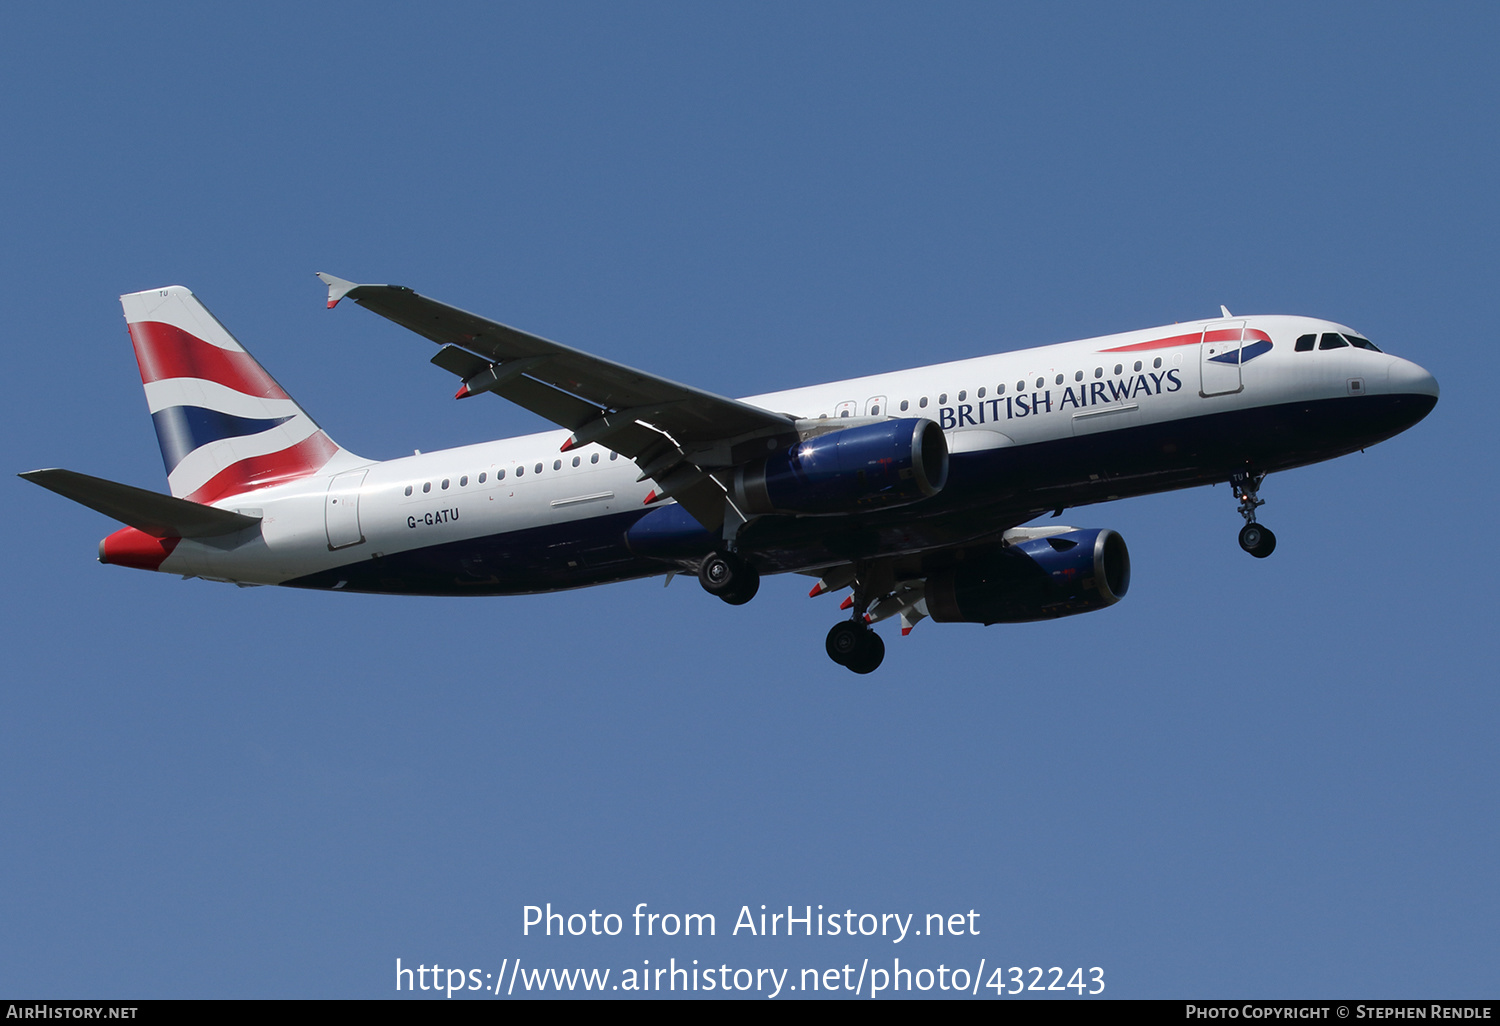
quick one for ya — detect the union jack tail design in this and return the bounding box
[121,286,357,503]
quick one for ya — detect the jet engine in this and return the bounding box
[925,528,1131,624]
[732,418,948,516]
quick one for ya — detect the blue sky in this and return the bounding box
[3,2,1496,999]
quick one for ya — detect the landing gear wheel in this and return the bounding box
[825,621,885,674]
[826,620,863,665]
[1238,523,1277,558]
[723,569,759,605]
[1231,470,1276,559]
[846,631,885,675]
[698,550,760,604]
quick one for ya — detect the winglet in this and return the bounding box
[316,272,361,309]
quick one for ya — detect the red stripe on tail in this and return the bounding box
[127,321,290,398]
[183,431,341,504]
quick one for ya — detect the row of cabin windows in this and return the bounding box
[1294,332,1381,353]
[403,450,620,496]
[856,357,1168,417]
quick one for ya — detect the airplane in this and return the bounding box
[22,276,1439,673]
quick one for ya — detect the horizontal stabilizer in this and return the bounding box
[19,469,262,538]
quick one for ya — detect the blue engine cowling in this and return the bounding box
[732,418,948,515]
[925,529,1131,624]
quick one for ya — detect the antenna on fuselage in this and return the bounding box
[1220,305,1233,318]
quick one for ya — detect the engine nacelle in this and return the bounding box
[733,418,948,516]
[926,528,1131,624]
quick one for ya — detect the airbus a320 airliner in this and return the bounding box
[23,275,1438,672]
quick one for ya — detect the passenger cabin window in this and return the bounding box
[441,478,450,489]
[535,463,543,474]
[404,485,413,496]
[1133,361,1142,372]
[610,452,618,460]
[1114,364,1123,375]
[1153,358,1162,369]
[1074,371,1083,382]
[460,476,468,487]
[1295,334,1316,352]
[479,472,487,483]
[870,404,880,416]
[957,390,966,402]
[1320,332,1348,350]
[1054,374,1063,385]
[978,387,986,398]
[900,400,909,411]
[1094,367,1102,378]
[919,397,928,408]
[553,459,562,470]
[422,482,431,493]
[1034,377,1044,388]
[590,453,599,464]
[572,456,581,467]
[938,393,947,404]
[996,383,1006,395]
[515,466,524,477]
[496,469,504,480]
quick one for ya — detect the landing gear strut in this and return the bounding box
[819,566,888,674]
[698,549,760,605]
[826,620,885,674]
[1232,471,1276,558]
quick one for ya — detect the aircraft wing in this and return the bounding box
[317,273,799,532]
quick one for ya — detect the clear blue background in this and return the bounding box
[3,2,1495,999]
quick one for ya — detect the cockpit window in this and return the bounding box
[1344,334,1381,352]
[1295,334,1315,352]
[1319,332,1349,350]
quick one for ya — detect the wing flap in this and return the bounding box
[430,345,490,379]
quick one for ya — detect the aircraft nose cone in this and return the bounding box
[1387,358,1439,399]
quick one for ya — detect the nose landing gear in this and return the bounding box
[1232,471,1276,558]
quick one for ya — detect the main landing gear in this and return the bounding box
[826,620,885,675]
[1232,471,1277,558]
[699,548,887,673]
[698,549,760,605]
[819,566,888,674]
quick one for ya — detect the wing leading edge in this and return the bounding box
[316,273,799,531]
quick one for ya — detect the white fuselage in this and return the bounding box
[154,313,1436,589]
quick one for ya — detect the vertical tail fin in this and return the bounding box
[121,286,356,502]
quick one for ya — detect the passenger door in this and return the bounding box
[1200,320,1245,397]
[325,469,368,550]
